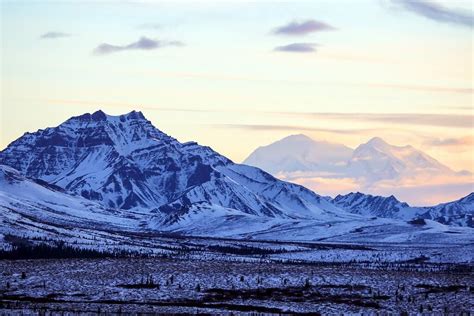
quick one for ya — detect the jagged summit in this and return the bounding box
[333,191,411,218]
[69,110,146,122]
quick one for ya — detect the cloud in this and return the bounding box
[282,170,473,206]
[363,83,472,94]
[93,37,184,55]
[214,124,377,134]
[425,136,474,147]
[289,176,360,197]
[273,19,336,35]
[392,0,473,28]
[137,23,161,30]
[275,112,474,129]
[40,32,71,39]
[274,43,318,53]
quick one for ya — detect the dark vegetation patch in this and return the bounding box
[118,275,161,289]
[415,284,467,294]
[402,255,430,264]
[204,285,385,308]
[0,238,144,260]
[408,218,426,226]
[0,294,312,314]
[318,284,370,291]
[206,245,288,255]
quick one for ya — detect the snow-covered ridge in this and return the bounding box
[1,163,472,245]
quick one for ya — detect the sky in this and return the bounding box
[1,0,473,203]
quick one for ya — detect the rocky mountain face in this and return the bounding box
[0,110,345,225]
[419,193,474,227]
[333,192,411,218]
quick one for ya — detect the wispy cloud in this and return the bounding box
[40,32,71,39]
[279,112,474,128]
[364,83,473,94]
[41,97,474,129]
[137,23,161,30]
[274,43,318,53]
[93,37,184,55]
[424,136,474,147]
[392,0,473,28]
[214,124,377,134]
[273,19,336,35]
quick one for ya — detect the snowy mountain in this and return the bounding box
[347,137,455,183]
[243,135,472,205]
[243,134,352,174]
[333,192,474,228]
[0,110,350,226]
[333,192,411,218]
[419,193,474,227]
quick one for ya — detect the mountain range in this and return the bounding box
[244,134,473,206]
[0,111,472,246]
[333,192,473,227]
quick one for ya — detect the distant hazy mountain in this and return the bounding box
[243,135,472,205]
[347,137,456,183]
[243,134,352,174]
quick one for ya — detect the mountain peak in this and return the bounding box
[72,110,107,122]
[366,137,389,147]
[280,134,314,143]
[121,110,146,121]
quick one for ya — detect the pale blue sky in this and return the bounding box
[1,0,472,171]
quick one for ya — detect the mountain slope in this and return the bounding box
[2,163,471,245]
[0,164,141,238]
[0,110,353,226]
[419,193,474,227]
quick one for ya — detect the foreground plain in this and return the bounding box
[1,257,473,315]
